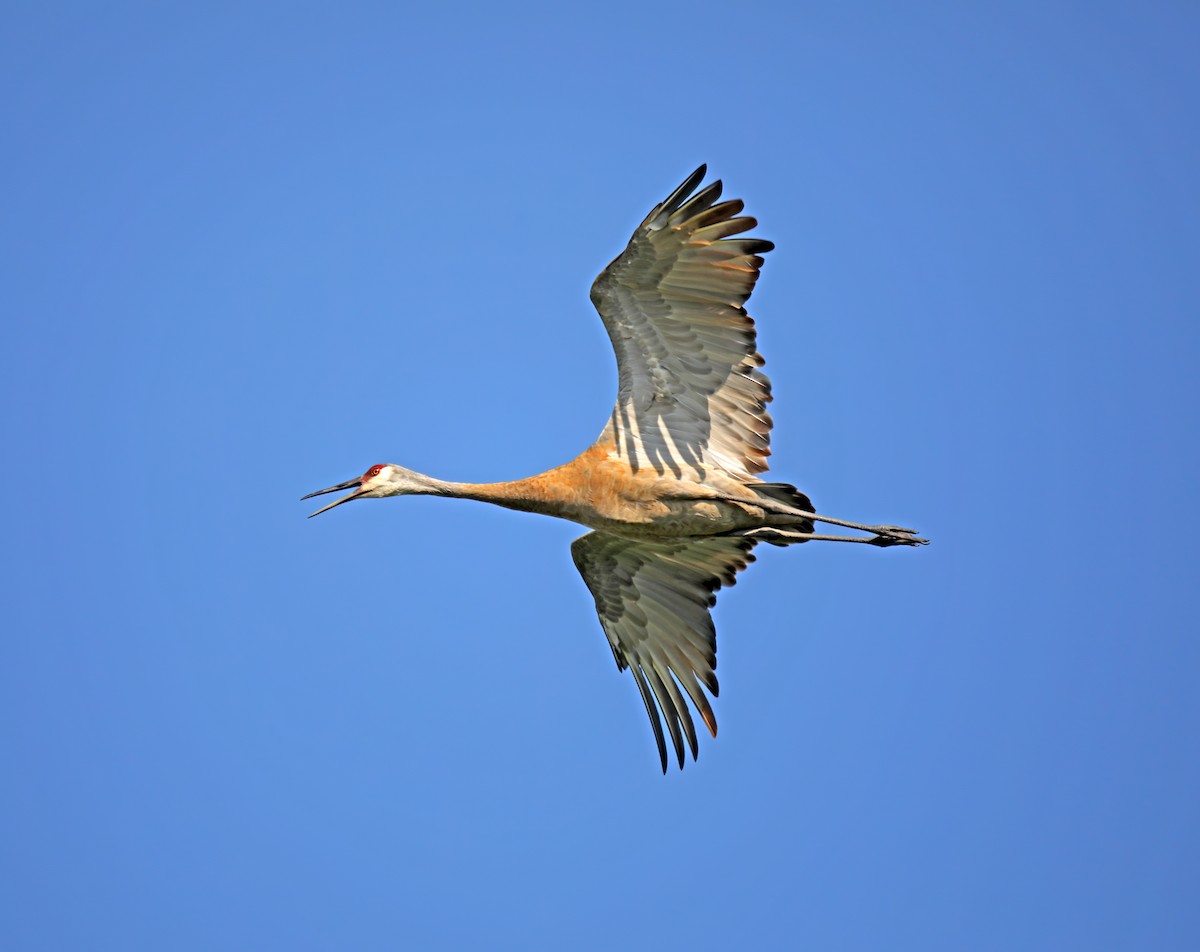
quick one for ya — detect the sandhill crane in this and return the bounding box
[303,166,925,772]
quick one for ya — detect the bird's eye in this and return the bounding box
[365,465,384,479]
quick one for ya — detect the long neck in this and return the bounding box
[401,469,568,518]
[399,443,618,519]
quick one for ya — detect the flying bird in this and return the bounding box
[303,166,925,771]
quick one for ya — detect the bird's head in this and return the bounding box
[302,463,438,517]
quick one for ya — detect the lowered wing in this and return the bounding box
[571,531,758,771]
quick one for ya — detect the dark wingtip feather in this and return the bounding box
[682,181,724,217]
[661,165,708,216]
[743,238,775,255]
[644,665,686,770]
[631,665,668,773]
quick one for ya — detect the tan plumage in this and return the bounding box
[303,166,926,772]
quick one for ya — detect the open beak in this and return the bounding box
[301,477,367,518]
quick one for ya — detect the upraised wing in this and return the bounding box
[571,531,758,771]
[590,165,776,481]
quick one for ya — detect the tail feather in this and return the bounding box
[751,482,815,535]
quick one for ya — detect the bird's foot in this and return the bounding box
[869,532,929,547]
[868,525,928,545]
[871,524,918,536]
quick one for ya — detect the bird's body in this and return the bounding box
[304,166,925,771]
[393,440,808,541]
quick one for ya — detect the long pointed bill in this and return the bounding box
[301,478,367,518]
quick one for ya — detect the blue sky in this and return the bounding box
[3,3,1198,949]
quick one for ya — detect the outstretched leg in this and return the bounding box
[731,527,929,547]
[804,514,925,541]
[716,493,927,544]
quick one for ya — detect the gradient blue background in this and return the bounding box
[4,3,1197,949]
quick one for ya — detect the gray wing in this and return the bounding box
[590,165,776,481]
[571,531,758,772]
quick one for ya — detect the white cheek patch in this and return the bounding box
[361,466,392,495]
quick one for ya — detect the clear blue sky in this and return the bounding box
[3,3,1198,949]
